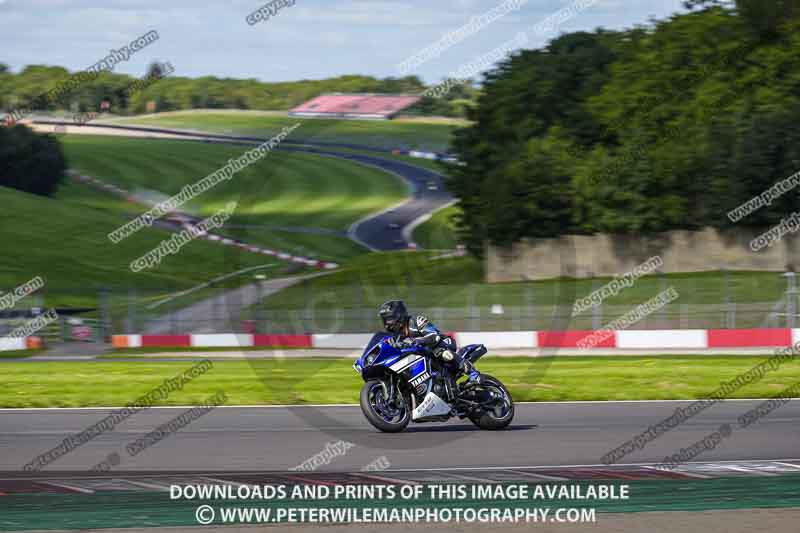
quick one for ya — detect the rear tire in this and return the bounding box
[467,375,514,430]
[360,379,410,433]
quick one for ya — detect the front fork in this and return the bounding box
[383,374,402,407]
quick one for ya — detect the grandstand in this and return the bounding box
[289,93,421,120]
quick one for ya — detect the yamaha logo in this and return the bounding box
[410,371,431,387]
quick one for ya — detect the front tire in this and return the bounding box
[467,374,514,430]
[360,379,410,433]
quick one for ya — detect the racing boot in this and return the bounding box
[461,359,481,383]
[448,349,480,383]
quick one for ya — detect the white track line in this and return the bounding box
[402,198,457,248]
[438,471,504,483]
[125,480,172,491]
[41,481,95,494]
[773,462,800,470]
[642,465,710,479]
[506,470,568,481]
[3,459,800,481]
[352,472,420,485]
[717,465,776,476]
[342,158,420,252]
[379,458,800,473]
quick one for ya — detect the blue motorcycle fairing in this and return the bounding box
[457,343,487,364]
[355,333,430,380]
[408,358,427,379]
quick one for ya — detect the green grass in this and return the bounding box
[0,350,41,359]
[0,356,797,407]
[111,111,460,152]
[315,145,451,173]
[413,204,460,249]
[253,252,790,331]
[61,135,407,229]
[60,134,407,262]
[104,346,309,355]
[117,111,456,173]
[259,251,787,308]
[111,110,456,172]
[0,186,274,309]
[1,133,435,316]
[108,110,457,172]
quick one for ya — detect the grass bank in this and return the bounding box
[1,355,796,407]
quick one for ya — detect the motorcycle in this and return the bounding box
[353,333,514,432]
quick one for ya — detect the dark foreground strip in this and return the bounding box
[1,463,799,530]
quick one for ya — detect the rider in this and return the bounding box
[378,300,480,382]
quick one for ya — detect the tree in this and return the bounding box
[145,62,166,80]
[446,31,619,254]
[704,105,800,227]
[446,0,800,253]
[0,66,444,116]
[685,0,799,38]
[0,125,67,197]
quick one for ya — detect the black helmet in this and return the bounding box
[379,300,408,333]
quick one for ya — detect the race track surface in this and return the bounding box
[278,145,452,251]
[30,120,453,251]
[2,400,798,472]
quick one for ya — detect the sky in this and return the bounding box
[0,0,687,84]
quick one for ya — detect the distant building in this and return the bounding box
[289,93,421,120]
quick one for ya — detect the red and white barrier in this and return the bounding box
[111,328,800,350]
[0,337,41,351]
[615,329,707,349]
[312,333,374,349]
[454,331,537,349]
[706,328,791,348]
[192,334,251,347]
[0,337,27,351]
[538,330,615,348]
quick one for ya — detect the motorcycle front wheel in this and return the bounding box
[360,379,411,432]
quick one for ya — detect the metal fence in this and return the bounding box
[4,271,800,339]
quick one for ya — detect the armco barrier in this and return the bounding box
[111,328,799,350]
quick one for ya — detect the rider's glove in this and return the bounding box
[389,337,412,348]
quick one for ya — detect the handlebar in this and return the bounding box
[400,344,431,355]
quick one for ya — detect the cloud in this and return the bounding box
[0,0,688,83]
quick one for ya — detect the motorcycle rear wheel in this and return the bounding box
[360,379,411,433]
[467,374,514,430]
